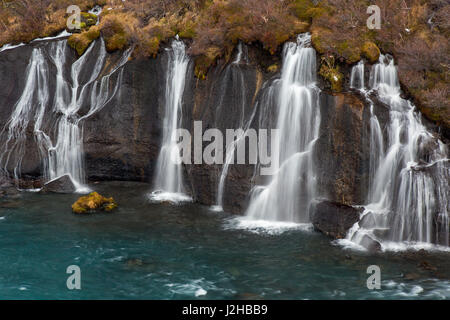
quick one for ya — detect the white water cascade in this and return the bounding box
[211,42,255,212]
[0,39,131,192]
[349,60,365,91]
[149,38,191,203]
[346,55,449,250]
[241,33,320,225]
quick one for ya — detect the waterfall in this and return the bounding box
[0,39,131,192]
[346,55,449,250]
[349,61,384,193]
[350,60,365,91]
[241,33,320,225]
[149,38,191,203]
[211,42,254,212]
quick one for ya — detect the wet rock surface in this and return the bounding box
[311,200,362,239]
[41,174,76,194]
[0,39,447,231]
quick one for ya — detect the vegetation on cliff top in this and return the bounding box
[310,0,449,131]
[0,0,448,132]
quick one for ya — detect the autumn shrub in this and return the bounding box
[99,11,138,52]
[189,0,308,77]
[309,0,449,130]
[0,0,104,47]
[68,25,100,55]
[0,0,448,132]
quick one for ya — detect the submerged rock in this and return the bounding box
[41,175,76,194]
[71,192,117,214]
[125,258,144,267]
[0,178,19,198]
[311,200,362,239]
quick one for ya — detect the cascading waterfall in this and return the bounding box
[0,39,131,192]
[211,42,255,212]
[241,33,320,225]
[349,60,365,91]
[346,55,449,250]
[149,38,191,203]
[349,61,384,192]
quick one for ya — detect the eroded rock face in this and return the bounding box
[184,55,265,213]
[0,39,446,231]
[83,52,166,182]
[315,92,372,206]
[311,200,362,239]
[0,41,385,215]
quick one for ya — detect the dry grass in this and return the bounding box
[0,0,104,46]
[309,0,449,130]
[0,0,448,130]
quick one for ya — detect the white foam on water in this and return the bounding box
[381,241,450,253]
[165,278,219,298]
[224,216,313,235]
[195,288,207,297]
[333,239,368,252]
[371,279,450,299]
[148,191,192,204]
[17,188,42,193]
[210,205,223,212]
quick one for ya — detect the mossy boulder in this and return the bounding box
[68,26,100,56]
[72,192,117,214]
[361,41,380,64]
[101,13,136,52]
[80,12,98,28]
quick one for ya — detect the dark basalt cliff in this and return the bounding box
[0,38,445,224]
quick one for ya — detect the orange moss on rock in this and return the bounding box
[361,42,380,64]
[67,25,100,56]
[72,192,117,214]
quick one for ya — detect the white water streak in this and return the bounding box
[244,33,320,223]
[0,39,131,192]
[150,38,191,203]
[347,55,449,249]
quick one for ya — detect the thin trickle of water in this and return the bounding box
[213,106,257,212]
[0,39,131,192]
[212,43,253,212]
[349,61,384,193]
[243,33,320,224]
[149,38,191,203]
[346,55,449,249]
